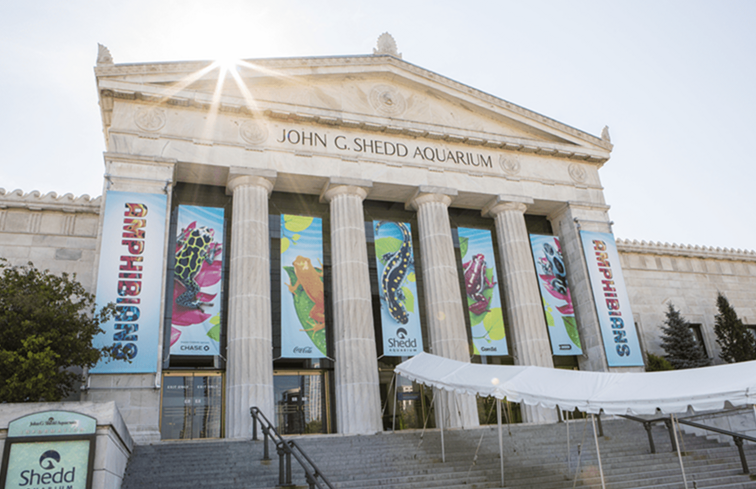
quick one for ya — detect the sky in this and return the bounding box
[1,1,754,251]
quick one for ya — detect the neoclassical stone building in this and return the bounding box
[1,38,754,444]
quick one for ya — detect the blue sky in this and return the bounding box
[1,1,754,250]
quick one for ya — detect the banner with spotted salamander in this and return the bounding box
[530,234,583,356]
[457,227,508,356]
[170,205,224,356]
[281,215,327,358]
[91,191,167,373]
[373,221,423,357]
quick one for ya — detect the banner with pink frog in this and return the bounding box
[170,205,224,356]
[457,228,508,356]
[530,234,582,356]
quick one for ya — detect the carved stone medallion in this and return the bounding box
[369,85,406,117]
[568,163,587,183]
[134,107,166,132]
[240,120,269,145]
[499,154,521,175]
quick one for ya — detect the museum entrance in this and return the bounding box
[379,363,434,430]
[160,371,224,440]
[274,370,331,434]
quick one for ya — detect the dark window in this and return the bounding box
[688,324,708,358]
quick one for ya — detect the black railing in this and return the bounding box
[250,407,335,489]
[621,413,756,474]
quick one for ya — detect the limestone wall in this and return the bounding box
[617,239,756,364]
[0,189,101,291]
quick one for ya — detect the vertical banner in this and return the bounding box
[280,215,327,358]
[170,206,224,356]
[91,191,167,373]
[373,221,423,356]
[457,228,508,356]
[580,231,643,367]
[530,235,583,355]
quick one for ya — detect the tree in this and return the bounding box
[0,259,115,402]
[645,352,674,372]
[714,293,755,363]
[660,302,710,369]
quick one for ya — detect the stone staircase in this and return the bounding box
[121,418,756,489]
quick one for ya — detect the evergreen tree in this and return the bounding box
[0,259,116,402]
[660,302,710,369]
[714,293,756,363]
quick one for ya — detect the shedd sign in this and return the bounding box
[1,412,96,489]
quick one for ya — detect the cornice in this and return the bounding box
[95,54,612,155]
[99,85,610,165]
[616,238,756,263]
[0,189,101,214]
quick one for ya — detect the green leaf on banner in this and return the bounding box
[207,324,221,342]
[563,316,581,349]
[210,314,220,325]
[401,286,414,313]
[283,265,327,356]
[473,343,480,355]
[407,272,416,283]
[284,215,314,233]
[375,237,402,264]
[484,308,506,341]
[543,298,555,327]
[281,237,290,254]
[467,296,486,326]
[459,236,469,259]
[292,233,301,241]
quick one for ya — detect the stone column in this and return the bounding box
[483,196,558,424]
[321,178,382,434]
[407,187,479,429]
[549,203,617,372]
[225,169,276,438]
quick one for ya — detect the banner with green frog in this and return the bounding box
[281,215,327,358]
[457,227,508,356]
[169,205,224,356]
[529,234,582,355]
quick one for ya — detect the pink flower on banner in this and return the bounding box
[171,282,216,326]
[170,327,182,346]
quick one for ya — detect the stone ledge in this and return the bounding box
[617,238,756,262]
[0,189,101,214]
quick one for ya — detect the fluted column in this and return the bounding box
[408,188,479,429]
[322,180,382,434]
[225,170,276,438]
[484,197,557,424]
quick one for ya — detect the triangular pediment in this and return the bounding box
[96,54,612,161]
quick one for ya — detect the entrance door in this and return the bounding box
[161,372,223,440]
[273,370,330,434]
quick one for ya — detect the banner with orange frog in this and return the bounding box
[280,215,327,358]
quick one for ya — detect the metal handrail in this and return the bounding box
[620,413,756,474]
[250,407,335,489]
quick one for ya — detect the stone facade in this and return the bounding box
[1,42,755,443]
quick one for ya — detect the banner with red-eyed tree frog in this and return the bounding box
[170,205,224,356]
[457,228,508,356]
[281,215,327,358]
[530,235,583,355]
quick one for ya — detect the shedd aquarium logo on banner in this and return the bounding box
[6,440,90,489]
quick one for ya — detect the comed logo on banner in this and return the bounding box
[17,449,77,488]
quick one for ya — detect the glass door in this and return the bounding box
[273,370,330,434]
[161,371,224,440]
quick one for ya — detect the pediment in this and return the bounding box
[96,55,612,161]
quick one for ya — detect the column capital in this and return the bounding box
[319,177,372,203]
[226,168,276,195]
[482,194,533,218]
[405,186,456,211]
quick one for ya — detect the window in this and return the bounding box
[688,324,708,358]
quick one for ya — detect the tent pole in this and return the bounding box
[392,374,398,432]
[566,409,571,472]
[438,391,445,463]
[591,414,606,489]
[497,399,504,488]
[671,414,689,489]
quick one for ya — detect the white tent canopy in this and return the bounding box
[395,353,756,415]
